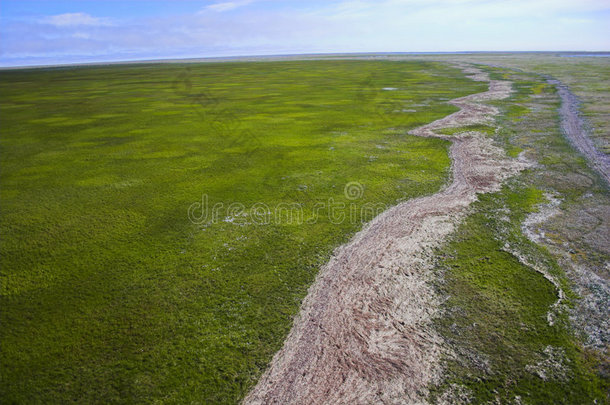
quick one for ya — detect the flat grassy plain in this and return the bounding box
[0,61,485,403]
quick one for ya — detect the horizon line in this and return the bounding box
[2,50,609,70]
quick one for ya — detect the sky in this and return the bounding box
[1,0,609,66]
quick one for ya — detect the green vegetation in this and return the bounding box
[430,65,608,404]
[432,182,606,403]
[3,58,606,404]
[0,60,485,403]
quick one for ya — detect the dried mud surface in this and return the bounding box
[244,66,528,405]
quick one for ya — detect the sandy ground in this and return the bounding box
[244,66,528,405]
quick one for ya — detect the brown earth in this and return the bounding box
[244,66,528,405]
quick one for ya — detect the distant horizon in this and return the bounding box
[2,0,609,68]
[2,50,610,69]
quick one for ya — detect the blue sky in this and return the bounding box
[1,0,609,66]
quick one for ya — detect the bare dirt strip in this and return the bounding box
[548,79,610,186]
[244,66,529,405]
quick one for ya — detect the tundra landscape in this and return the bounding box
[1,1,609,404]
[2,52,608,405]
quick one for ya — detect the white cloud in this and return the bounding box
[205,0,256,12]
[72,32,92,39]
[43,12,109,27]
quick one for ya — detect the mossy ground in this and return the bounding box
[0,61,485,403]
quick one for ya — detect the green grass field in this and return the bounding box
[0,60,486,403]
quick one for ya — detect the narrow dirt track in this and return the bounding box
[548,79,610,186]
[244,66,529,405]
